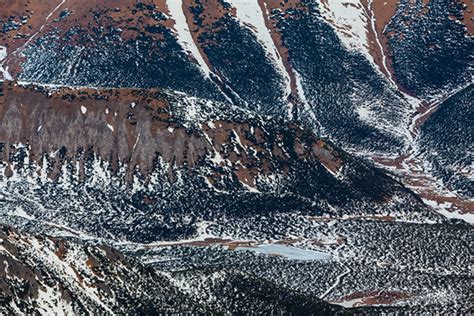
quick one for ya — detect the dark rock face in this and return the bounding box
[386,0,473,99]
[419,84,473,198]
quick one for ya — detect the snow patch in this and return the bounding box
[356,105,373,121]
[240,181,261,193]
[423,199,474,224]
[235,244,331,261]
[80,105,87,114]
[319,0,370,55]
[207,121,216,129]
[0,46,13,81]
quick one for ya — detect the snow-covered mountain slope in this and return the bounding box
[0,223,346,314]
[0,0,472,154]
[0,224,200,314]
[0,0,473,313]
[1,1,471,154]
[0,83,431,243]
[419,84,473,199]
[0,0,412,155]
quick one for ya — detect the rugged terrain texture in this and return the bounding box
[0,224,346,314]
[385,0,473,100]
[0,0,472,314]
[0,83,429,242]
[419,84,473,198]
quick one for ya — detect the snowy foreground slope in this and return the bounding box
[0,0,473,314]
[0,224,346,314]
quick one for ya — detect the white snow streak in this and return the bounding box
[132,132,141,152]
[366,0,398,88]
[423,199,474,224]
[46,0,67,21]
[228,0,292,99]
[18,0,67,53]
[319,265,351,299]
[167,0,212,77]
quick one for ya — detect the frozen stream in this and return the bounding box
[235,244,331,261]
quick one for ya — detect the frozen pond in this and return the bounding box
[235,244,331,261]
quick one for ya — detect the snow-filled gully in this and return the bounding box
[319,1,473,224]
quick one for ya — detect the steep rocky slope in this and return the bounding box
[0,0,416,155]
[1,0,471,157]
[0,83,429,242]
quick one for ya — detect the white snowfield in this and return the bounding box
[0,46,6,61]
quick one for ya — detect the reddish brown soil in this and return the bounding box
[359,0,403,90]
[333,290,411,307]
[275,238,302,245]
[258,0,298,105]
[143,237,255,249]
[52,239,68,260]
[1,0,180,78]
[460,0,474,35]
[0,0,59,51]
[85,256,104,278]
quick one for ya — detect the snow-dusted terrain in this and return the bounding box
[0,0,472,313]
